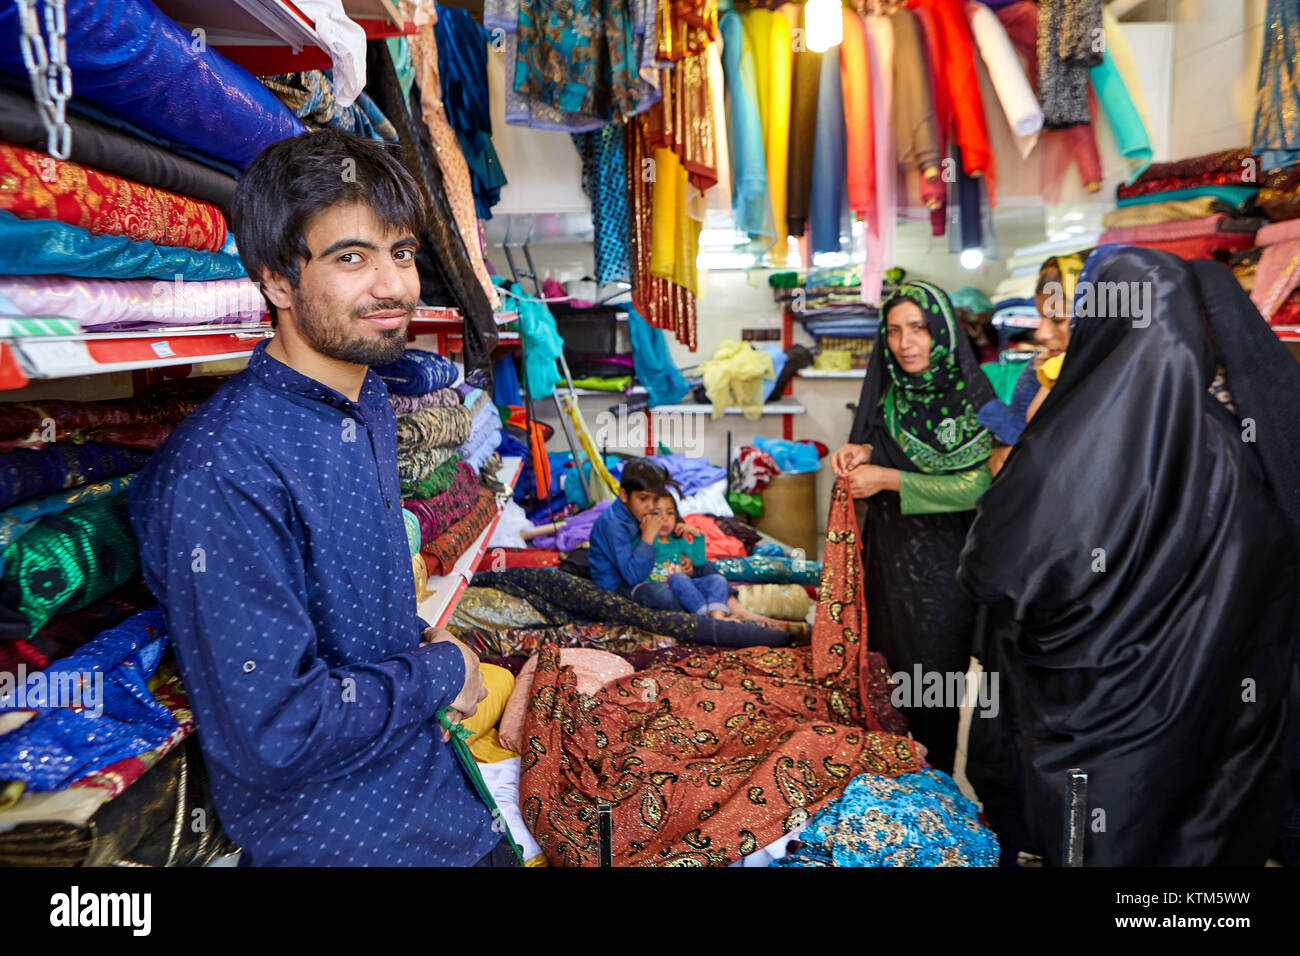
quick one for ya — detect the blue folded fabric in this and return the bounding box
[374,349,460,396]
[0,0,304,169]
[0,606,178,792]
[0,210,246,280]
[753,435,820,474]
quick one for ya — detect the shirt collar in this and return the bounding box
[247,339,389,417]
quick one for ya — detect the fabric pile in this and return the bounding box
[381,348,507,586]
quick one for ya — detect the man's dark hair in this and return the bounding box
[620,459,679,497]
[229,129,426,325]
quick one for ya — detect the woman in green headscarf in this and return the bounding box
[830,281,996,774]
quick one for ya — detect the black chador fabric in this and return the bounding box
[847,283,995,775]
[364,41,498,372]
[957,246,1300,866]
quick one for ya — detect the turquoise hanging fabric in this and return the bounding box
[1089,50,1152,184]
[719,12,772,239]
[627,306,687,407]
[508,283,564,399]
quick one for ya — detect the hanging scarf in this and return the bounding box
[867,280,994,473]
[1252,0,1300,170]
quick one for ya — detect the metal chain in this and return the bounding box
[15,0,72,159]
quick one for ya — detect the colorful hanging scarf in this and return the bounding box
[1252,0,1300,170]
[0,494,140,640]
[515,478,920,866]
[573,125,632,284]
[878,281,993,472]
[0,143,228,252]
[771,768,999,866]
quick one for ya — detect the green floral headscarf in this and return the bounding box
[878,281,994,473]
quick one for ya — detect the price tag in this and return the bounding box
[151,340,175,358]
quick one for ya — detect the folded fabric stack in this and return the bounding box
[1100,148,1266,261]
[380,348,508,583]
[0,379,229,641]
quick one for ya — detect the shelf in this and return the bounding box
[153,0,412,76]
[571,386,647,397]
[797,369,866,379]
[2,325,272,389]
[417,456,524,629]
[1274,325,1300,341]
[645,402,806,416]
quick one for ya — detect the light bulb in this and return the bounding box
[806,0,843,53]
[960,248,984,270]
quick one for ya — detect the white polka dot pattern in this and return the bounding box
[127,340,498,866]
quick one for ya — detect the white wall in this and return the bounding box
[1169,0,1268,157]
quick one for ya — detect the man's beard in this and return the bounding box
[292,292,414,367]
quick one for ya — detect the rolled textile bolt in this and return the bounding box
[520,521,565,541]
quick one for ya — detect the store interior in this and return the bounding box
[0,0,1296,869]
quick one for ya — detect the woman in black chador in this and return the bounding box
[958,245,1300,866]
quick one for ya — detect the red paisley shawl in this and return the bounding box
[517,477,919,866]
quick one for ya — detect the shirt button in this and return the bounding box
[242,660,256,673]
[385,498,391,508]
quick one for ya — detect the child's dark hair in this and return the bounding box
[620,459,681,497]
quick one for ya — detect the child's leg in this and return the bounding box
[629,580,685,612]
[695,574,732,614]
[666,572,716,615]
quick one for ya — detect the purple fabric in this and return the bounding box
[530,498,612,551]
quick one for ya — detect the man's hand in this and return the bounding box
[679,554,694,575]
[672,521,697,541]
[424,629,488,742]
[831,442,872,477]
[848,464,900,499]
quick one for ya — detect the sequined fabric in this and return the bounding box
[446,586,550,633]
[402,461,480,545]
[771,769,999,866]
[456,621,677,658]
[0,143,227,252]
[420,487,499,576]
[399,449,462,494]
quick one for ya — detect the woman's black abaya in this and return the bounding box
[958,247,1300,865]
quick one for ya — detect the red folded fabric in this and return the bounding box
[1099,214,1257,246]
[475,548,563,570]
[1117,232,1255,261]
[421,487,498,577]
[1116,147,1256,200]
[0,141,228,252]
[683,513,748,560]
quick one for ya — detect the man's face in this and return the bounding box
[284,202,420,367]
[620,489,660,521]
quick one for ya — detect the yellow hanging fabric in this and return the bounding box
[650,147,703,297]
[766,12,792,260]
[561,394,620,499]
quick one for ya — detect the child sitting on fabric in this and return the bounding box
[589,459,712,613]
[646,493,732,618]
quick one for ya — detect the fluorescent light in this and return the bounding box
[806,0,843,53]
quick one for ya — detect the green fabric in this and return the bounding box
[438,709,525,865]
[0,493,139,638]
[0,317,80,337]
[898,464,992,516]
[0,472,137,576]
[402,453,463,498]
[880,281,993,473]
[980,361,1025,405]
[726,490,764,516]
[571,375,633,392]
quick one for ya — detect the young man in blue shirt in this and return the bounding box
[128,130,507,866]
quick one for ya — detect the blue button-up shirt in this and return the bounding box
[128,340,497,866]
